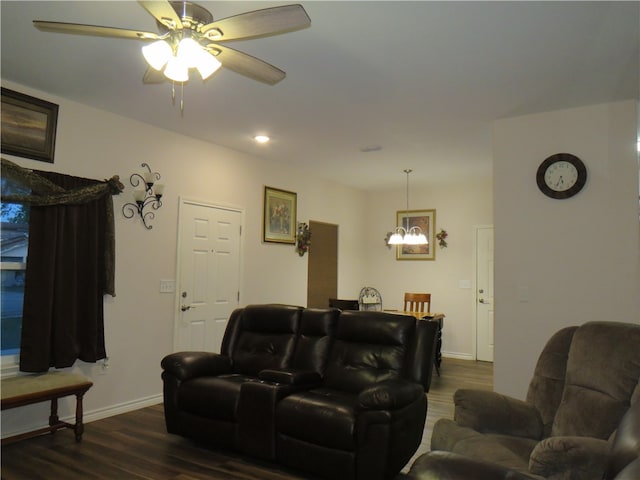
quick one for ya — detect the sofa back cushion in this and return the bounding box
[228,304,303,377]
[291,308,340,375]
[526,326,578,437]
[552,321,640,439]
[323,311,416,393]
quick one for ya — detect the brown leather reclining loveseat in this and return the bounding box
[161,304,438,480]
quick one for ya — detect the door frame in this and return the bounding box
[473,224,494,361]
[174,196,245,352]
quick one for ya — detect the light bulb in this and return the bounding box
[142,40,172,71]
[196,50,221,80]
[153,184,165,196]
[177,38,202,68]
[388,229,405,245]
[403,233,416,245]
[388,233,404,245]
[164,56,189,82]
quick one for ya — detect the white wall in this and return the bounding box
[0,80,368,437]
[493,100,640,399]
[6,80,635,438]
[364,179,493,358]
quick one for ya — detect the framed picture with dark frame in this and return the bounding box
[1,87,59,163]
[396,209,436,261]
[263,186,297,244]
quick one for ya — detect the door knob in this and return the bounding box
[479,298,491,304]
[181,304,194,312]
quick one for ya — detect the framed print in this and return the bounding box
[1,88,59,163]
[396,209,436,260]
[263,186,297,244]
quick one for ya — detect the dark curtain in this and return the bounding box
[1,159,123,372]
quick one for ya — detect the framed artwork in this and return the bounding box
[1,88,59,163]
[263,186,297,244]
[396,209,436,261]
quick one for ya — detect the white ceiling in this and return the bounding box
[1,1,638,191]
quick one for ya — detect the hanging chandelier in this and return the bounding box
[388,169,428,246]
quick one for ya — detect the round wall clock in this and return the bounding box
[536,153,587,199]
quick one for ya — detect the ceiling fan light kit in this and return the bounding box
[33,1,311,107]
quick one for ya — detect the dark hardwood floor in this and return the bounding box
[1,358,492,480]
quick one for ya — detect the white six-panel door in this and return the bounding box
[175,200,242,353]
[476,226,494,362]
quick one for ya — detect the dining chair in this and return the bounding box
[403,292,431,313]
[328,298,360,310]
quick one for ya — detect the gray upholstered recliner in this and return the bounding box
[403,397,640,480]
[427,321,640,480]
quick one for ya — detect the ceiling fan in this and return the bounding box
[33,1,311,86]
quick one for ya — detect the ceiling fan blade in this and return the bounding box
[138,0,182,31]
[142,67,166,84]
[207,44,285,85]
[201,4,310,41]
[33,21,160,40]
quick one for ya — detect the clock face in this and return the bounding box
[544,161,578,192]
[536,153,587,199]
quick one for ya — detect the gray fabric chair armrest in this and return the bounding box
[454,389,544,439]
[404,451,538,480]
[529,436,610,478]
[161,351,232,381]
[614,459,640,480]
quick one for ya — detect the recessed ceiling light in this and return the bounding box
[254,135,270,144]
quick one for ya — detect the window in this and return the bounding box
[1,179,30,360]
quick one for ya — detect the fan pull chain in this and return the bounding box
[180,83,184,117]
[171,82,176,105]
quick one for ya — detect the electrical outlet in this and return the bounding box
[159,280,175,293]
[99,356,109,374]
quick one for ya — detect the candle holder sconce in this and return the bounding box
[122,163,164,229]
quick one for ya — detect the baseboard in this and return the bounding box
[441,352,475,361]
[1,394,163,440]
[84,393,163,424]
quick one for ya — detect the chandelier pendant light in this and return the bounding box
[388,169,428,246]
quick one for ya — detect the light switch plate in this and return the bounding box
[159,280,175,293]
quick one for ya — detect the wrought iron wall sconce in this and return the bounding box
[122,163,164,229]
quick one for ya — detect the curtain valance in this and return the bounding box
[1,157,123,296]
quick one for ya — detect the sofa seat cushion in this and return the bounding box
[178,374,257,421]
[276,388,359,450]
[432,418,536,474]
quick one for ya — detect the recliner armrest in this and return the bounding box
[454,389,543,439]
[357,379,424,410]
[161,351,232,381]
[259,368,321,386]
[529,435,609,478]
[405,451,535,480]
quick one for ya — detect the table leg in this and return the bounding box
[74,393,85,442]
[49,398,59,429]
